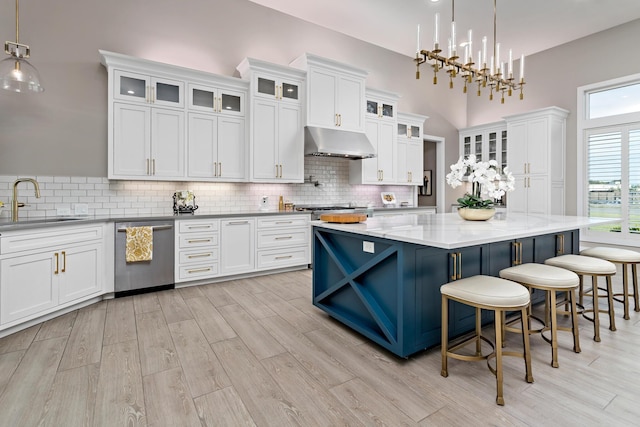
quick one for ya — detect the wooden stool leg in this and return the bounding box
[476,307,483,355]
[592,276,601,342]
[622,264,630,320]
[569,287,581,353]
[441,295,449,377]
[520,307,534,384]
[606,275,616,331]
[633,264,639,312]
[494,309,505,406]
[549,290,559,368]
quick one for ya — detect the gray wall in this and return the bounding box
[466,19,640,214]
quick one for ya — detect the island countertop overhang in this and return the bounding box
[312,213,617,249]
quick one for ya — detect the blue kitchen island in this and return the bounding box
[312,213,614,358]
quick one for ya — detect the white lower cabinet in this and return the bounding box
[220,218,256,276]
[175,219,220,283]
[0,225,105,326]
[256,215,310,270]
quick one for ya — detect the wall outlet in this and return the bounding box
[74,204,89,215]
[259,196,269,210]
[363,241,375,253]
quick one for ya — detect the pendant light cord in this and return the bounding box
[15,0,20,44]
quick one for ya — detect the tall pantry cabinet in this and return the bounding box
[505,107,569,215]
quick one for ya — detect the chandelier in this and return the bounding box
[0,0,44,93]
[414,0,524,103]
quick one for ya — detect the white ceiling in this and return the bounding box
[248,0,640,59]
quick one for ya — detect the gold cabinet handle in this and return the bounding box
[187,253,212,259]
[146,159,150,175]
[187,238,211,244]
[557,234,565,255]
[151,87,155,104]
[218,162,222,177]
[457,252,462,279]
[275,221,293,224]
[214,162,218,177]
[152,159,156,175]
[280,164,283,178]
[228,221,249,225]
[275,164,279,178]
[335,113,338,126]
[275,236,293,240]
[54,252,59,275]
[187,267,212,274]
[61,251,66,273]
[338,114,342,126]
[450,253,457,281]
[187,225,211,229]
[275,255,293,260]
[145,86,150,103]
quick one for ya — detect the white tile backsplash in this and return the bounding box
[0,158,416,219]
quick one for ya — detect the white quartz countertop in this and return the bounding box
[312,212,618,249]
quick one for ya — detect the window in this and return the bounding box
[579,74,640,244]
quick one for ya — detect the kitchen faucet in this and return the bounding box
[11,178,41,222]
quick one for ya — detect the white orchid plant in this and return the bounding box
[446,154,515,209]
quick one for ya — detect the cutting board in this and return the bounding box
[319,213,367,223]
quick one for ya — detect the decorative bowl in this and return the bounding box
[458,207,496,221]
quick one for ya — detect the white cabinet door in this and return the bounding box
[397,140,408,183]
[337,74,365,132]
[506,121,527,174]
[361,120,381,183]
[217,116,246,180]
[307,68,338,129]
[114,70,184,108]
[113,103,151,177]
[188,113,218,178]
[526,118,550,175]
[507,175,528,214]
[220,218,255,275]
[58,243,102,305]
[252,99,279,180]
[278,103,303,181]
[0,252,57,325]
[407,140,423,185]
[527,175,550,215]
[151,108,185,178]
[377,121,396,183]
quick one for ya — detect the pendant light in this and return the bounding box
[0,0,44,93]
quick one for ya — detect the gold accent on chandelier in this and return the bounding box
[414,0,524,103]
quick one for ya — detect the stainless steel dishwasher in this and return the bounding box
[115,220,175,297]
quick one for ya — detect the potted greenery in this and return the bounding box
[446,154,515,220]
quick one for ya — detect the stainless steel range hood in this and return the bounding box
[304,126,376,159]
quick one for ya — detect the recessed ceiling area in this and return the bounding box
[248,0,640,59]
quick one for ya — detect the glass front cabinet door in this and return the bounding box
[365,89,397,121]
[188,83,245,116]
[255,76,300,103]
[114,70,184,108]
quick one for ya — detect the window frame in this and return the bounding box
[578,73,640,245]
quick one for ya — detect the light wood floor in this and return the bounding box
[1,268,639,426]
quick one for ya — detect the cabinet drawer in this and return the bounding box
[1,225,103,255]
[177,263,218,281]
[257,215,309,229]
[257,228,308,249]
[178,233,218,249]
[257,247,310,270]
[178,248,219,265]
[178,220,219,233]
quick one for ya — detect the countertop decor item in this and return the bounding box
[319,213,367,223]
[381,192,396,205]
[173,191,198,215]
[0,0,44,93]
[446,154,515,221]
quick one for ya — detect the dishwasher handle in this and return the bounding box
[117,224,174,232]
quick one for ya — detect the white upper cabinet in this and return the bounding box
[101,50,249,182]
[114,70,184,108]
[188,83,245,117]
[458,121,508,171]
[237,58,306,183]
[396,112,428,185]
[349,88,400,185]
[290,53,367,133]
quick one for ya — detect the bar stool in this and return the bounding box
[581,247,640,320]
[499,263,580,368]
[441,275,533,406]
[545,254,617,342]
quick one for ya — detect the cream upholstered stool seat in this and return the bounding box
[581,247,640,320]
[545,254,617,342]
[440,275,533,406]
[499,263,580,368]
